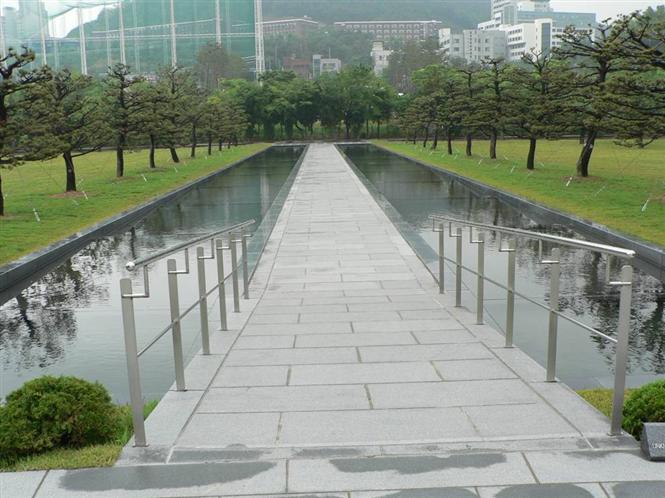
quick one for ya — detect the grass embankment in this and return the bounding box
[0,144,269,266]
[375,139,665,248]
[577,389,635,418]
[0,400,158,472]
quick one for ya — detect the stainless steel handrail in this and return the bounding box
[119,220,256,447]
[429,215,634,437]
[127,219,255,270]
[431,215,636,259]
[136,260,241,358]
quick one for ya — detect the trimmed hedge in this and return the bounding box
[0,376,119,461]
[623,380,665,439]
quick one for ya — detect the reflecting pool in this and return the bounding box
[342,144,665,389]
[0,146,304,402]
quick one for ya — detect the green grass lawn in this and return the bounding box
[0,400,158,472]
[577,389,633,419]
[375,139,665,248]
[0,144,269,266]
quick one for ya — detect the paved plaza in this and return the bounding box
[5,144,664,497]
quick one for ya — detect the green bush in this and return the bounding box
[0,376,119,461]
[623,380,665,439]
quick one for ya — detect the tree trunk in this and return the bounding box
[447,130,453,155]
[526,137,537,170]
[219,139,223,151]
[63,151,77,192]
[466,134,473,156]
[169,147,180,163]
[149,134,157,168]
[190,124,197,158]
[489,130,498,159]
[116,145,125,178]
[431,128,439,150]
[422,127,429,148]
[366,120,370,138]
[345,122,350,140]
[207,134,213,155]
[0,173,4,216]
[577,129,597,178]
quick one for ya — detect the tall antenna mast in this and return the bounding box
[118,0,126,65]
[132,0,140,71]
[254,0,265,77]
[104,4,111,66]
[215,0,222,45]
[38,0,47,65]
[169,0,177,66]
[78,4,88,74]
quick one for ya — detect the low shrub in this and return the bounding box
[0,376,119,461]
[623,380,665,439]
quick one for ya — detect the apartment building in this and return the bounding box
[334,20,442,42]
[440,28,507,63]
[262,17,320,38]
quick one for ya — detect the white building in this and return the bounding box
[440,28,507,63]
[334,20,442,42]
[476,0,596,60]
[370,41,392,75]
[312,54,342,78]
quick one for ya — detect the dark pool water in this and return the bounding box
[0,146,304,402]
[342,144,665,390]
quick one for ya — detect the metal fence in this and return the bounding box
[430,215,635,436]
[120,219,255,447]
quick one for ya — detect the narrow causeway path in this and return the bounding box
[14,144,664,498]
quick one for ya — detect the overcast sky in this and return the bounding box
[551,1,661,19]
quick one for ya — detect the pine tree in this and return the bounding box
[0,47,50,216]
[21,70,108,192]
[556,21,634,177]
[103,64,147,178]
[509,52,574,169]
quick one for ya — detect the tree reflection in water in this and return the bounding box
[0,238,117,369]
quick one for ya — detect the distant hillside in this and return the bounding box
[263,0,491,28]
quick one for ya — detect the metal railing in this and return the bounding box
[120,219,255,447]
[430,215,635,436]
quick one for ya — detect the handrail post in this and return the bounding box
[196,247,210,355]
[455,227,462,307]
[476,232,485,325]
[230,232,241,313]
[241,228,250,299]
[167,259,186,391]
[610,265,633,436]
[505,239,516,347]
[546,248,561,382]
[215,239,228,331]
[120,278,147,447]
[438,223,445,294]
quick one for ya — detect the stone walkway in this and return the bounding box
[7,144,664,498]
